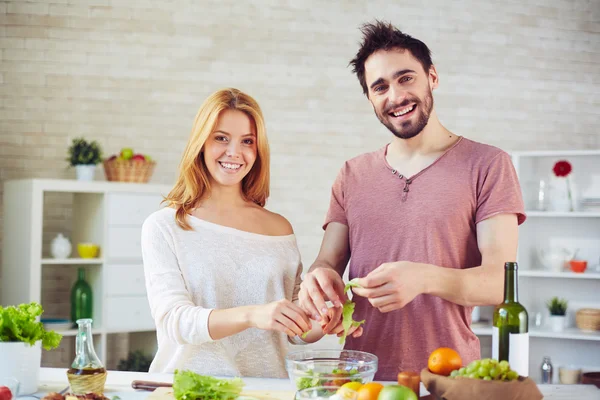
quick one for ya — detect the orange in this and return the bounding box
[356,382,384,400]
[427,347,462,376]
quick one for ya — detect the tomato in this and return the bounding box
[377,385,418,400]
[0,386,13,400]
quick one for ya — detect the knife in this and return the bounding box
[131,380,173,391]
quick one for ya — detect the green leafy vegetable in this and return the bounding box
[173,370,244,400]
[344,278,361,293]
[0,302,62,350]
[295,368,362,390]
[338,278,364,344]
[339,300,365,344]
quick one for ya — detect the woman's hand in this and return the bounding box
[248,299,311,337]
[320,307,363,338]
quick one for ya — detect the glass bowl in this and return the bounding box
[295,386,358,400]
[285,349,378,391]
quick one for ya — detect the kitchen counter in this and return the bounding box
[37,368,599,400]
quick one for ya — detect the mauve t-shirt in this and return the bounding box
[324,137,526,380]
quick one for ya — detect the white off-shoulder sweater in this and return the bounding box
[141,207,303,378]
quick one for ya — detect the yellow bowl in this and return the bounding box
[77,243,100,258]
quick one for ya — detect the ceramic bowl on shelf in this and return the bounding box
[41,318,73,331]
[77,243,100,258]
[569,260,587,273]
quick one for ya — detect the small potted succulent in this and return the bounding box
[546,297,568,332]
[67,138,103,181]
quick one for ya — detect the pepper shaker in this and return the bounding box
[541,356,553,384]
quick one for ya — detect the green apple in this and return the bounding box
[377,385,417,400]
[120,148,134,160]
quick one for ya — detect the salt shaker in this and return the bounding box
[541,356,553,384]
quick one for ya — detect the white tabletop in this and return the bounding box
[38,368,600,400]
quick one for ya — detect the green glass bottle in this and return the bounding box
[492,262,529,376]
[71,268,93,323]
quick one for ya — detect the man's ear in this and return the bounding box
[429,65,439,90]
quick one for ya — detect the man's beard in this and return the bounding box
[375,89,434,140]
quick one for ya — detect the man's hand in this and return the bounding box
[298,267,345,331]
[352,261,429,313]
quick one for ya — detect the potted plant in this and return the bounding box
[67,138,103,181]
[0,303,62,395]
[546,297,568,332]
[117,350,153,372]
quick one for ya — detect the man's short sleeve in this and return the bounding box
[323,166,348,229]
[476,152,526,225]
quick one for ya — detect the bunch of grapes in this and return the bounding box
[449,358,520,381]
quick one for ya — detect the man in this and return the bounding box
[297,21,526,380]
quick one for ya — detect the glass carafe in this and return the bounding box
[66,319,107,394]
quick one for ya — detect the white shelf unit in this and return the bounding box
[1,179,170,368]
[471,150,600,382]
[472,327,600,342]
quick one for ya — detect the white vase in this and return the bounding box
[0,342,41,395]
[549,176,572,212]
[549,315,566,332]
[75,164,96,181]
[50,233,72,259]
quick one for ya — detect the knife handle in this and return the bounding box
[131,380,173,391]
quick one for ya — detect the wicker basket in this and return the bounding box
[576,308,600,331]
[67,370,107,394]
[103,159,155,183]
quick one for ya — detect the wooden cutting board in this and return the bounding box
[147,386,296,400]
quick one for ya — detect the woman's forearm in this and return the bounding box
[207,305,255,340]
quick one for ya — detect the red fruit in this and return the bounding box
[132,154,146,161]
[0,386,13,400]
[107,155,117,161]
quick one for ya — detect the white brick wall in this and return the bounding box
[1,0,599,366]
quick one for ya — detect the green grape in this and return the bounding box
[477,366,490,378]
[458,367,466,375]
[450,370,459,378]
[498,360,510,372]
[467,372,479,379]
[466,361,480,374]
[489,367,500,379]
[483,376,492,381]
[506,370,519,381]
[480,359,491,368]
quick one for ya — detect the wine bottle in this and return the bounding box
[71,267,93,322]
[492,262,529,376]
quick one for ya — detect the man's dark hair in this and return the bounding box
[349,21,433,96]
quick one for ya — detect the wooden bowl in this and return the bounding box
[581,372,600,388]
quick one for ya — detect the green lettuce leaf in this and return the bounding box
[173,369,244,400]
[344,278,361,294]
[339,300,365,344]
[0,302,62,350]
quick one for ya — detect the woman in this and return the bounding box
[141,88,317,378]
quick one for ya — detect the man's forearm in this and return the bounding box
[423,263,504,306]
[308,258,344,275]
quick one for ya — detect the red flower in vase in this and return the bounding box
[553,160,572,177]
